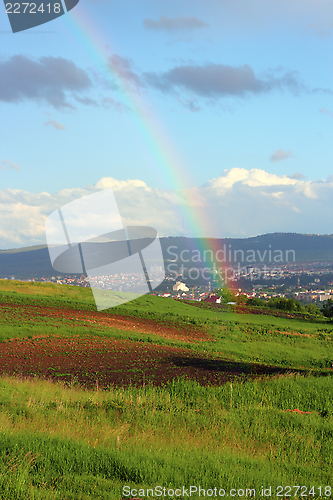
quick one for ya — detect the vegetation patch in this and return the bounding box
[0,280,332,498]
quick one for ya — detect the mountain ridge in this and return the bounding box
[1,233,333,278]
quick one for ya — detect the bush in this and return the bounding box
[304,303,321,316]
[322,298,333,322]
[235,294,248,305]
[214,287,237,303]
[247,297,266,307]
[267,297,302,312]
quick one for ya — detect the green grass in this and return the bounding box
[0,280,95,305]
[1,280,333,372]
[0,374,332,499]
[1,280,333,498]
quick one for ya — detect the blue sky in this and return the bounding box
[0,0,332,248]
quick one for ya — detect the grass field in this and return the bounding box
[0,280,332,499]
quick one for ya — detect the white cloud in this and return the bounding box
[294,181,318,199]
[106,54,142,90]
[320,107,333,118]
[289,172,306,180]
[0,55,93,110]
[0,160,21,171]
[206,168,297,191]
[1,169,333,248]
[269,149,295,162]
[101,97,129,113]
[45,120,66,130]
[95,177,150,191]
[145,64,303,101]
[0,202,45,246]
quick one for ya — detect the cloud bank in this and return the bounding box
[1,168,333,249]
[1,53,329,112]
[144,64,303,100]
[0,55,93,109]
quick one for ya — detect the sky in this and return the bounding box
[0,0,332,249]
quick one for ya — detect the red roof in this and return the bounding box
[204,294,220,303]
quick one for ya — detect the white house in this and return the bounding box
[173,281,189,292]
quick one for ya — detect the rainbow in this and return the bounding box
[62,5,234,293]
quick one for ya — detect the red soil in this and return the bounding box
[0,336,235,388]
[0,334,289,389]
[0,302,289,389]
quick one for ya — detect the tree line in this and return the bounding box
[216,288,333,321]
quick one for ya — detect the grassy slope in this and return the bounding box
[1,280,333,371]
[0,376,332,499]
[0,280,333,499]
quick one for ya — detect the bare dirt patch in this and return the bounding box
[0,336,288,389]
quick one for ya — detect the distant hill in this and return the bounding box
[0,233,333,278]
[0,246,53,278]
[162,233,333,264]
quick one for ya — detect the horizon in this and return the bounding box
[1,230,333,253]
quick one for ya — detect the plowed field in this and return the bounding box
[0,336,287,389]
[0,302,287,388]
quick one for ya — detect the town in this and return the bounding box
[10,259,332,306]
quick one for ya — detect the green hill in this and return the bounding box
[0,280,333,499]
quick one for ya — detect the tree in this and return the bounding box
[304,303,320,317]
[268,297,302,312]
[247,297,265,307]
[235,294,248,305]
[214,287,236,303]
[322,298,333,322]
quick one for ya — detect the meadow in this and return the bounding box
[0,280,332,499]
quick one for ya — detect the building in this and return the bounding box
[173,281,189,292]
[204,294,221,304]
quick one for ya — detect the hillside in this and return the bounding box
[1,233,333,278]
[0,280,333,498]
